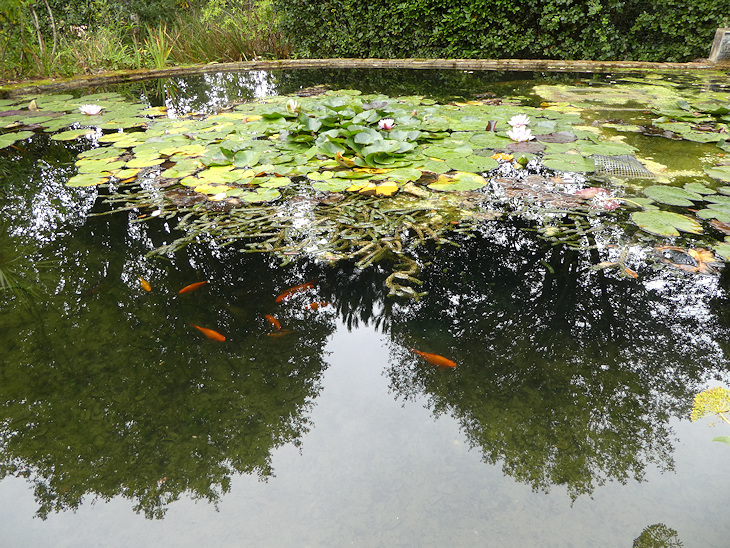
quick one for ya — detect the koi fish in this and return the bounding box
[409,348,457,368]
[191,324,226,341]
[179,280,208,294]
[307,301,332,310]
[267,329,294,338]
[265,314,281,331]
[275,279,317,303]
[139,277,152,292]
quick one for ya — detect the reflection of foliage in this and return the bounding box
[0,212,333,519]
[387,222,730,499]
[633,523,683,548]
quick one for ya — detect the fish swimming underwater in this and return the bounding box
[409,348,457,368]
[306,301,332,310]
[139,277,152,292]
[179,281,208,294]
[275,279,317,303]
[191,324,226,341]
[265,314,281,331]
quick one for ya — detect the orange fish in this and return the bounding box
[267,329,294,338]
[275,279,317,303]
[307,301,332,310]
[265,314,281,331]
[179,281,208,294]
[409,348,457,368]
[191,324,226,341]
[139,277,152,292]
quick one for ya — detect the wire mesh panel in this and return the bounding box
[593,154,654,178]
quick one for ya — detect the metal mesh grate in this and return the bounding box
[593,154,654,178]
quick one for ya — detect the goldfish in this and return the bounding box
[191,324,226,341]
[267,329,294,338]
[275,279,317,303]
[179,280,209,294]
[265,314,281,331]
[139,277,152,292]
[409,348,457,368]
[307,301,332,310]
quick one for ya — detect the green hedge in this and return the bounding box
[272,0,728,62]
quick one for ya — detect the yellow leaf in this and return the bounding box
[346,183,368,192]
[245,115,263,122]
[353,167,390,174]
[375,181,399,196]
[358,182,378,195]
[335,151,355,168]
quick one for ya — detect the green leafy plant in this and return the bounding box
[144,24,174,69]
[691,386,730,446]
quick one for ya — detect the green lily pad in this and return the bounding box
[428,171,488,192]
[714,242,730,260]
[445,155,498,173]
[311,180,352,192]
[51,128,91,141]
[683,182,715,195]
[542,153,596,172]
[705,165,730,182]
[0,130,34,148]
[643,185,702,206]
[630,210,703,237]
[241,188,281,203]
[66,173,111,187]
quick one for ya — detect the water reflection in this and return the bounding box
[1,71,729,523]
[385,222,730,499]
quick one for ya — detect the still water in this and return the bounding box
[0,69,729,546]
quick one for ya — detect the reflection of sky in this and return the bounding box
[1,322,729,546]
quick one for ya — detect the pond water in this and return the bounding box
[1,69,730,547]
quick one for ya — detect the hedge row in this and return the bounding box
[271,0,728,62]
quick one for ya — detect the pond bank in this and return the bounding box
[1,57,728,98]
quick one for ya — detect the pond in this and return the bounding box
[1,68,730,546]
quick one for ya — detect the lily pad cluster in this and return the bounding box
[3,82,730,286]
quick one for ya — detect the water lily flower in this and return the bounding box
[378,118,395,130]
[79,104,103,116]
[286,99,300,114]
[507,125,534,142]
[508,114,530,127]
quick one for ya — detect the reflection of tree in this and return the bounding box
[0,206,335,519]
[386,220,730,499]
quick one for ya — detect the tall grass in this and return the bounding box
[169,1,292,64]
[0,1,290,83]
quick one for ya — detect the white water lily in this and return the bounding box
[378,118,395,130]
[508,114,530,127]
[286,98,300,114]
[79,104,103,116]
[507,125,534,142]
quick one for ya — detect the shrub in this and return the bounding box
[272,0,727,62]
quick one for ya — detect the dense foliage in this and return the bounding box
[272,0,728,62]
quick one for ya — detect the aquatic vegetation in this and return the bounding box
[1,78,729,297]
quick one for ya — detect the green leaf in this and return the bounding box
[542,154,596,172]
[0,130,34,148]
[428,171,488,192]
[712,436,730,446]
[643,185,702,206]
[445,156,498,173]
[705,165,730,182]
[630,210,703,237]
[714,242,730,260]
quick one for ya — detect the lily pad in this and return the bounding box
[714,242,730,260]
[241,188,281,203]
[705,165,730,182]
[0,130,34,148]
[631,210,703,237]
[643,185,702,206]
[446,156,498,173]
[428,171,488,192]
[66,173,110,187]
[542,154,596,173]
[683,182,715,195]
